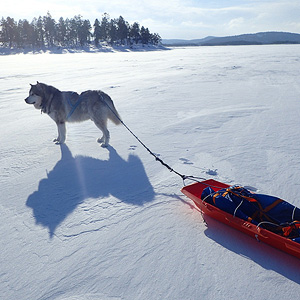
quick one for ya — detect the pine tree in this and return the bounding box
[99,13,110,42]
[130,22,140,44]
[16,20,23,47]
[36,16,45,47]
[22,19,35,47]
[30,18,39,47]
[2,17,17,47]
[140,26,150,44]
[150,33,162,45]
[78,18,91,46]
[70,16,81,46]
[117,16,128,45]
[43,12,56,47]
[57,17,67,46]
[93,19,101,46]
[109,19,117,45]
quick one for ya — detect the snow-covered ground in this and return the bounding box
[2,45,300,300]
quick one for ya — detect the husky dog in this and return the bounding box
[25,82,121,146]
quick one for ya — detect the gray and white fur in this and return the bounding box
[25,82,121,146]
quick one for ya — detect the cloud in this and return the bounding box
[1,0,300,38]
[228,17,245,29]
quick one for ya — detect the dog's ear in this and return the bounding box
[37,81,40,84]
[30,83,33,87]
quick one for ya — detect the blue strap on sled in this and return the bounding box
[67,92,82,120]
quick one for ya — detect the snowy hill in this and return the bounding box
[163,31,300,46]
[202,31,300,46]
[2,45,300,300]
[162,36,216,46]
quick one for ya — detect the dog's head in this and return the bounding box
[25,81,44,110]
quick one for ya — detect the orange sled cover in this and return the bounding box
[181,179,300,259]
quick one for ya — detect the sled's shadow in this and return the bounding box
[204,216,300,284]
[26,145,155,238]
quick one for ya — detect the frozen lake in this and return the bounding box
[1,45,300,300]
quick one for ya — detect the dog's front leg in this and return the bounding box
[53,122,66,144]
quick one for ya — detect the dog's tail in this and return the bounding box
[98,91,122,125]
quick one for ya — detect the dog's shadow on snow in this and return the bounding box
[26,144,155,238]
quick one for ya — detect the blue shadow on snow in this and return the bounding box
[203,215,300,284]
[26,144,155,238]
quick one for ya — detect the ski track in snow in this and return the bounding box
[2,45,300,300]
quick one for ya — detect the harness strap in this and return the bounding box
[263,199,284,212]
[213,192,219,205]
[67,93,82,120]
[226,187,283,223]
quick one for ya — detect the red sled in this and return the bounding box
[181,179,300,259]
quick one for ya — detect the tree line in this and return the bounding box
[0,12,162,49]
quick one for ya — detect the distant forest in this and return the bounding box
[0,12,162,49]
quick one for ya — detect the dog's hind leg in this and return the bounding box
[53,122,66,144]
[94,119,110,147]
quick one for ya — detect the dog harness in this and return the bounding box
[67,93,82,120]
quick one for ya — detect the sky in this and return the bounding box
[1,0,300,39]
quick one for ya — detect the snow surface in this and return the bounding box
[2,45,300,300]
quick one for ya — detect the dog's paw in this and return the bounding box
[97,137,108,147]
[53,138,65,144]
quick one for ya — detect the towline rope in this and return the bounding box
[104,100,206,185]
